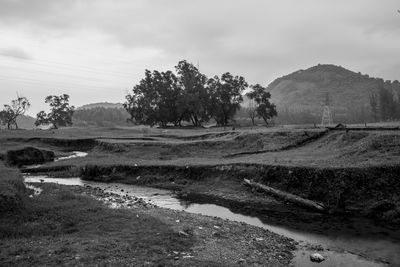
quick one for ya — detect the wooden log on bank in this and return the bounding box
[243,179,326,213]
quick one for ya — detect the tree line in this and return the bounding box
[123,60,277,127]
[369,86,400,122]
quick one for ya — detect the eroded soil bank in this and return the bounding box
[78,163,400,226]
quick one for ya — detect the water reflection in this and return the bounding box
[55,151,88,162]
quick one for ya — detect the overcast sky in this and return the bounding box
[1,0,399,115]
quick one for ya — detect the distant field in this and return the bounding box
[0,124,321,139]
[1,120,399,137]
[2,125,399,168]
[347,121,400,127]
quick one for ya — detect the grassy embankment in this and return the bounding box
[0,162,26,213]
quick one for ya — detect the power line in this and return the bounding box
[0,55,136,78]
[0,75,129,91]
[0,29,147,67]
[0,64,130,84]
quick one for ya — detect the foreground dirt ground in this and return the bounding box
[0,183,295,267]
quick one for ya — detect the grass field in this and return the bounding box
[8,125,397,168]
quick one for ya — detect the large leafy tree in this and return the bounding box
[1,96,30,129]
[154,70,182,127]
[124,60,250,127]
[35,94,75,129]
[124,70,181,127]
[208,73,248,126]
[246,84,277,125]
[175,60,210,126]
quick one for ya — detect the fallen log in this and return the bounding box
[243,179,326,213]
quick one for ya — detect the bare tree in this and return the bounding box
[1,95,30,129]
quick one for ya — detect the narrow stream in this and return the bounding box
[55,151,88,161]
[24,175,399,267]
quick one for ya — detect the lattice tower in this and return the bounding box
[321,105,333,126]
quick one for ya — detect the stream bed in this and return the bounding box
[24,175,400,267]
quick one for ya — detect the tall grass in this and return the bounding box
[0,162,26,213]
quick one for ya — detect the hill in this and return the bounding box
[267,64,400,123]
[73,103,130,127]
[16,115,35,129]
[77,102,123,110]
[0,115,36,130]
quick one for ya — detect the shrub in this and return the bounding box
[5,147,55,166]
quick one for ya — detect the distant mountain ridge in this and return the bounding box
[73,102,129,127]
[77,102,123,110]
[267,64,400,118]
[3,115,36,129]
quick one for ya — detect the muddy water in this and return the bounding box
[21,152,88,169]
[23,175,399,267]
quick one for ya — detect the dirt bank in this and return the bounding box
[3,137,97,151]
[79,163,400,225]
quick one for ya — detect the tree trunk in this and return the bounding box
[243,179,326,213]
[262,116,269,126]
[193,115,200,127]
